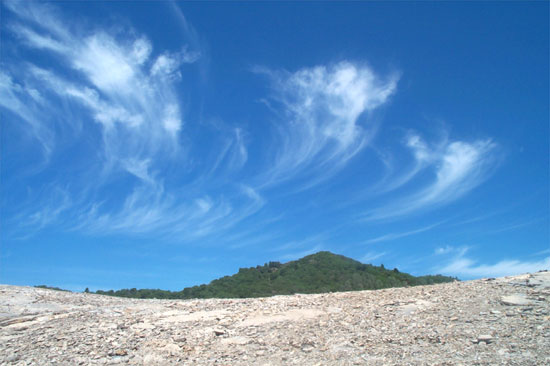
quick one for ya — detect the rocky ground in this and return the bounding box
[1,271,549,365]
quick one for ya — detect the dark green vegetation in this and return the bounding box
[94,251,456,299]
[35,285,70,292]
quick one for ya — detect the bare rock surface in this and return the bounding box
[1,271,549,365]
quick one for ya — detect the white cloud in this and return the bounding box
[234,128,248,168]
[9,12,191,182]
[2,1,264,240]
[279,245,324,261]
[434,245,454,255]
[167,2,203,59]
[486,217,547,234]
[257,61,398,187]
[26,187,72,229]
[366,134,497,220]
[151,54,180,77]
[362,222,441,244]
[181,49,201,64]
[1,0,503,252]
[406,134,431,163]
[122,158,154,184]
[207,128,249,176]
[361,251,387,263]
[435,246,549,278]
[425,140,495,201]
[440,256,550,279]
[132,38,152,64]
[272,232,330,253]
[10,24,68,53]
[162,104,182,134]
[72,178,265,238]
[0,71,55,156]
[241,185,264,205]
[4,1,71,39]
[74,34,137,92]
[151,47,199,77]
[195,197,213,214]
[10,26,184,160]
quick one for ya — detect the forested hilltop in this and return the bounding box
[93,251,456,299]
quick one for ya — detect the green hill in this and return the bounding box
[95,251,456,299]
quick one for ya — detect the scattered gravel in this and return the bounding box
[1,271,549,365]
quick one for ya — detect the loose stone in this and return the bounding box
[1,271,549,365]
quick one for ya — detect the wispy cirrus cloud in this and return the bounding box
[439,253,549,279]
[434,245,455,255]
[5,0,186,168]
[278,245,325,261]
[151,46,201,77]
[271,232,331,253]
[0,71,55,157]
[365,134,497,220]
[362,222,442,244]
[433,246,549,278]
[10,185,74,239]
[75,182,264,238]
[206,127,249,177]
[1,1,262,239]
[486,217,548,234]
[361,251,387,263]
[255,61,399,187]
[1,1,502,253]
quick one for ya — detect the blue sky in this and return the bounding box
[1,1,548,291]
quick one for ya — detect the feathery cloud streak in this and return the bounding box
[1,1,261,238]
[365,134,497,220]
[256,62,399,187]
[1,1,501,246]
[435,247,550,278]
[362,222,442,244]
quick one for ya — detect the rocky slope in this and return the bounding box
[1,271,549,365]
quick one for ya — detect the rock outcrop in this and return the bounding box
[1,271,549,365]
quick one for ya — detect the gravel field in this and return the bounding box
[1,271,549,365]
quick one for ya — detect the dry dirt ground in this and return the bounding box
[1,271,549,365]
